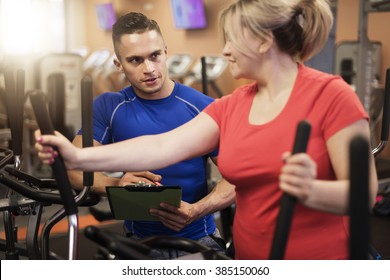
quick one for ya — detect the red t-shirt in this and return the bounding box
[204,64,368,259]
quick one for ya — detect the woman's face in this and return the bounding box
[222,27,263,80]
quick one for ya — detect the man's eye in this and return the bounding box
[151,53,160,60]
[129,58,141,64]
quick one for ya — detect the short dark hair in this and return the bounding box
[112,12,163,58]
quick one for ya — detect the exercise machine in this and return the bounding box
[184,55,228,97]
[167,54,193,83]
[0,75,99,259]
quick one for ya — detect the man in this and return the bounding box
[68,12,235,259]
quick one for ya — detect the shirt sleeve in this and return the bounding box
[317,78,369,141]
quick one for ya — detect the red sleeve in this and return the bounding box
[317,78,369,141]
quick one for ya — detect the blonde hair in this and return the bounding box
[219,0,333,62]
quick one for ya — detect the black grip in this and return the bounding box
[269,120,311,260]
[15,69,25,155]
[4,69,24,156]
[201,56,208,96]
[380,68,390,141]
[349,136,370,259]
[29,90,78,216]
[47,73,65,131]
[81,76,94,187]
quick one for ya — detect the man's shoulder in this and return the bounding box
[174,82,214,103]
[95,89,128,102]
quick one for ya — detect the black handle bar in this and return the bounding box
[81,76,94,187]
[349,136,370,259]
[269,120,312,259]
[29,90,78,216]
[0,171,63,204]
[4,69,25,157]
[380,68,390,142]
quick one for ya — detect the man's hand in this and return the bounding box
[118,171,162,186]
[149,201,196,231]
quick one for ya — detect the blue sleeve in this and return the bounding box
[77,93,117,144]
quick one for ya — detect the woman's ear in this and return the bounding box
[258,34,274,54]
[113,58,123,72]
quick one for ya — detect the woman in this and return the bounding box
[36,0,377,259]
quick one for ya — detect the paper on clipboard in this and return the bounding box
[106,186,182,221]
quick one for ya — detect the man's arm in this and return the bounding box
[149,158,235,231]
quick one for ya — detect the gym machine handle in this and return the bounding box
[373,68,390,157]
[4,166,56,189]
[201,56,208,96]
[380,69,390,141]
[269,120,311,260]
[4,69,25,158]
[349,136,370,260]
[47,73,65,132]
[1,166,100,206]
[81,76,94,187]
[29,90,78,216]
[0,170,63,204]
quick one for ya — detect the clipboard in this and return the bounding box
[106,185,182,221]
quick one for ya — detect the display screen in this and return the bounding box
[96,3,116,30]
[170,0,207,29]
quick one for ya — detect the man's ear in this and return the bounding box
[113,58,123,72]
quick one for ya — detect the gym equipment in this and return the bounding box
[334,41,383,125]
[84,225,230,260]
[269,120,311,260]
[90,53,128,94]
[372,68,390,158]
[184,56,228,97]
[35,53,84,135]
[30,90,79,259]
[0,166,99,259]
[167,54,193,81]
[0,77,98,259]
[80,76,94,189]
[83,49,111,73]
[0,68,28,260]
[354,0,390,113]
[26,76,95,259]
[373,68,390,215]
[349,136,370,260]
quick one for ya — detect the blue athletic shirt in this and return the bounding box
[81,82,217,239]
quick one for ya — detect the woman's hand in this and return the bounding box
[34,129,79,169]
[279,152,317,203]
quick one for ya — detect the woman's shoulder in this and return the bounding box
[300,64,349,87]
[219,82,257,102]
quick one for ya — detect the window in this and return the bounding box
[0,0,65,54]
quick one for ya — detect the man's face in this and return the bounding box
[114,30,169,99]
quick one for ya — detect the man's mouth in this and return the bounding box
[143,77,157,83]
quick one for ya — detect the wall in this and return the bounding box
[83,0,237,97]
[81,0,390,96]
